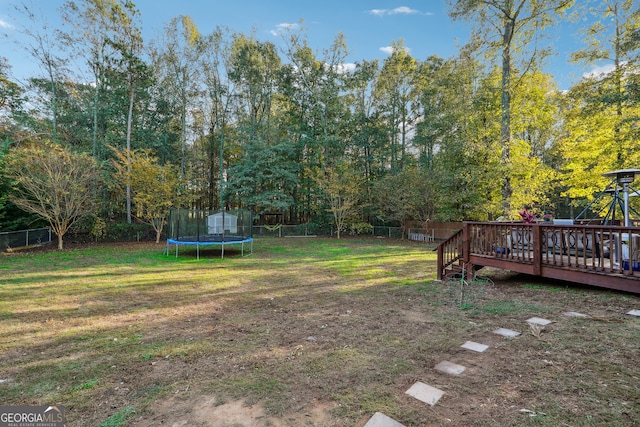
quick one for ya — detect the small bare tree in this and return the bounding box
[6,143,99,249]
[316,164,361,239]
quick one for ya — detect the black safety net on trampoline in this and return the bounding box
[166,208,253,258]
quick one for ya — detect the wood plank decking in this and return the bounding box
[436,222,640,294]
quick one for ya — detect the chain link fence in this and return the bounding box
[0,227,52,252]
[252,224,332,238]
[252,224,442,243]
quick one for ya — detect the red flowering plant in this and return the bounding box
[518,208,538,223]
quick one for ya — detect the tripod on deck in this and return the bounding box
[575,170,640,226]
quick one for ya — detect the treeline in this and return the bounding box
[0,0,639,245]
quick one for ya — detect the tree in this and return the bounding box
[6,143,99,249]
[226,35,299,215]
[372,168,435,237]
[196,26,238,211]
[448,0,575,215]
[112,148,185,243]
[0,140,10,223]
[558,0,640,213]
[0,58,24,140]
[509,71,560,213]
[62,0,120,158]
[9,2,70,142]
[279,30,351,223]
[151,15,203,178]
[315,163,362,239]
[107,0,146,224]
[570,0,640,162]
[416,51,503,221]
[374,40,419,172]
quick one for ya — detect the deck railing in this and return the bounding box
[435,228,463,279]
[437,221,640,293]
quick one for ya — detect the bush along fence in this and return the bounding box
[0,227,52,252]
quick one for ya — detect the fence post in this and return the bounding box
[26,229,29,246]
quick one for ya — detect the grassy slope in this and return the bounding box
[0,238,638,426]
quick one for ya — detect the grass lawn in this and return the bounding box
[0,237,639,426]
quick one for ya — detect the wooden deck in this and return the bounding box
[436,221,640,294]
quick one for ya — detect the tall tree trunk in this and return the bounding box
[501,19,514,216]
[93,73,99,158]
[46,60,58,142]
[126,81,135,223]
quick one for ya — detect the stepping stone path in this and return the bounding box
[405,382,445,406]
[493,327,521,337]
[435,360,466,375]
[526,317,552,325]
[461,340,489,352]
[563,311,589,318]
[362,306,639,426]
[363,412,406,427]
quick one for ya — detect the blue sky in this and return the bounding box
[1,0,595,90]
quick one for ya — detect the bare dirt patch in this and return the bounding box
[131,396,337,427]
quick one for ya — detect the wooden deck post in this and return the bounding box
[463,222,473,280]
[436,244,444,280]
[533,224,542,275]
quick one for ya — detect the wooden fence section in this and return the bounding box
[436,222,640,294]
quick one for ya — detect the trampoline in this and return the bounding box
[166,208,253,259]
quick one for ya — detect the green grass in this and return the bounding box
[98,406,135,427]
[1,238,638,426]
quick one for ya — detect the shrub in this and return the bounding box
[349,222,373,236]
[106,222,155,242]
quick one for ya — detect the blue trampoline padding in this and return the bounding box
[167,237,253,246]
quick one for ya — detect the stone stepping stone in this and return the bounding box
[435,360,466,375]
[626,309,640,317]
[405,382,445,406]
[526,317,552,326]
[493,327,521,337]
[461,341,489,353]
[563,311,589,318]
[363,412,406,427]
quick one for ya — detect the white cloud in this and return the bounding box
[582,62,630,80]
[368,6,428,16]
[583,64,615,79]
[270,22,300,36]
[379,45,411,55]
[0,19,15,30]
[389,6,419,15]
[369,9,387,17]
[336,63,356,74]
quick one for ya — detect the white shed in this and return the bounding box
[207,212,237,234]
